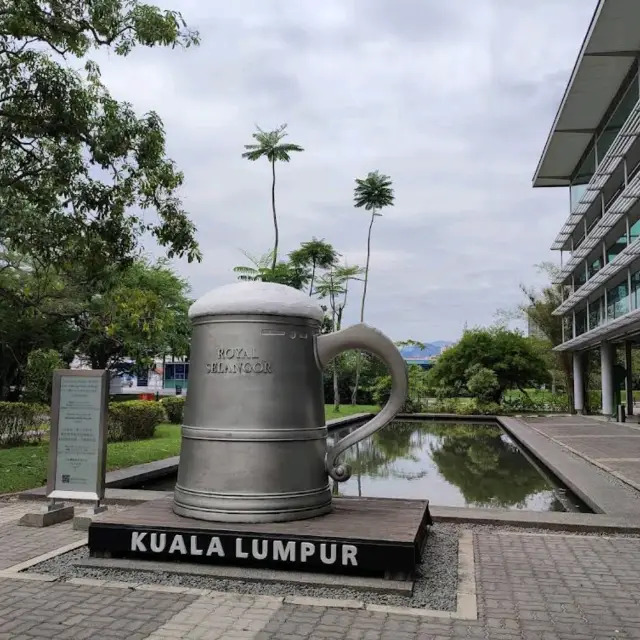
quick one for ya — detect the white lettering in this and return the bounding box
[342,544,358,566]
[320,543,337,565]
[273,540,296,562]
[252,539,268,560]
[300,542,315,562]
[206,537,225,557]
[150,533,166,553]
[169,534,187,555]
[131,532,147,552]
[190,535,203,556]
[235,538,249,559]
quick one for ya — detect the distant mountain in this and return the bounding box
[399,341,454,359]
[429,340,455,349]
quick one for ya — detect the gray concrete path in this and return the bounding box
[1,499,640,639]
[522,415,640,494]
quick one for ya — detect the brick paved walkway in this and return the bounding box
[2,500,640,639]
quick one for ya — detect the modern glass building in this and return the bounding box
[533,0,640,415]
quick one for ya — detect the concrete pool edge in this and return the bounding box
[15,412,640,530]
[497,416,640,517]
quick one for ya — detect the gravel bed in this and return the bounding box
[26,524,460,611]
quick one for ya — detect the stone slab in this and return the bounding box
[555,435,640,459]
[18,504,75,528]
[73,556,414,594]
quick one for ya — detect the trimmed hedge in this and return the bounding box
[108,400,165,442]
[0,402,49,446]
[160,396,185,424]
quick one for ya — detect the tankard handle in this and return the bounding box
[316,323,408,483]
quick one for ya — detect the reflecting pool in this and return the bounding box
[131,420,586,512]
[329,421,579,512]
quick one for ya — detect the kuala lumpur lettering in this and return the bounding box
[130,532,358,566]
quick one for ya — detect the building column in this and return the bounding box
[626,341,634,416]
[601,341,615,416]
[573,352,584,414]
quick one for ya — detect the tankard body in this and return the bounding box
[174,282,407,523]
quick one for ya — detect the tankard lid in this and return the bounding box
[189,281,325,322]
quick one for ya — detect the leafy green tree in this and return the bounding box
[316,263,364,410]
[23,349,65,404]
[242,124,304,271]
[351,171,395,404]
[289,238,339,296]
[0,251,79,399]
[0,0,201,277]
[430,326,549,402]
[370,364,430,412]
[74,258,191,371]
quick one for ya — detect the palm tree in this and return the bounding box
[232,249,274,281]
[232,249,310,290]
[242,124,304,272]
[289,238,339,296]
[351,170,395,405]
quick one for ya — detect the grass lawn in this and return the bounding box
[0,405,379,495]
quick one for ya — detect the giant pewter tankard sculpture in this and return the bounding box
[173,281,408,523]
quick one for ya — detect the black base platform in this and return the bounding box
[88,497,432,576]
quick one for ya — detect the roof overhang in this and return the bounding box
[554,306,640,351]
[533,0,640,188]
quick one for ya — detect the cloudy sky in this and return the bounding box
[90,0,597,342]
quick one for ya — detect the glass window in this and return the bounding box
[589,295,604,329]
[575,267,587,289]
[607,281,629,320]
[575,308,588,336]
[570,143,596,211]
[632,271,640,310]
[562,315,573,342]
[606,232,628,263]
[630,220,640,243]
[165,363,175,380]
[597,72,640,161]
[174,363,185,380]
[588,258,602,279]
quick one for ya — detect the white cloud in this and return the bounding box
[85,0,598,341]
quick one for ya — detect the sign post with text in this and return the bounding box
[47,370,109,502]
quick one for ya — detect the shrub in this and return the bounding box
[430,398,459,414]
[161,396,185,424]
[502,391,570,414]
[0,402,48,446]
[108,400,165,442]
[465,365,500,403]
[474,401,502,416]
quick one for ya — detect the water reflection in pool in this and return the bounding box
[329,421,566,512]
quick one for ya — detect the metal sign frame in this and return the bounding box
[46,369,109,501]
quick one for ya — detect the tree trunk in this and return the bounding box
[270,159,278,272]
[351,210,376,405]
[309,259,316,296]
[333,306,343,411]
